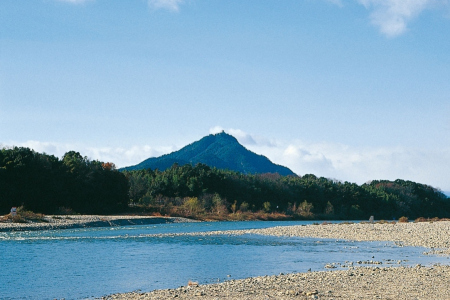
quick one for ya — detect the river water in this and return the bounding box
[1,221,448,300]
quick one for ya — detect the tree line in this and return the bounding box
[1,147,449,220]
[123,163,450,220]
[0,147,128,214]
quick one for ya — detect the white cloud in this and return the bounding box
[83,145,175,167]
[228,129,257,145]
[209,127,277,147]
[356,0,445,37]
[209,126,225,135]
[4,140,75,157]
[4,133,450,191]
[147,0,185,11]
[325,0,448,37]
[52,0,446,37]
[210,128,450,191]
[249,139,450,191]
[1,140,175,169]
[209,127,450,189]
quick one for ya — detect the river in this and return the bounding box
[1,221,448,300]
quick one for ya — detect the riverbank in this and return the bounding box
[101,221,450,299]
[103,265,450,299]
[0,215,198,232]
[117,220,450,254]
[242,220,450,253]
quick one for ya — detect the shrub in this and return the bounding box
[262,201,271,213]
[376,220,388,224]
[239,201,249,213]
[181,197,204,216]
[414,217,427,223]
[297,200,314,217]
[398,216,409,223]
[3,206,47,223]
[324,201,334,215]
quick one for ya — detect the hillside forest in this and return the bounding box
[1,147,449,220]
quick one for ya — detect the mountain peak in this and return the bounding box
[212,131,239,144]
[122,133,295,176]
[209,130,235,140]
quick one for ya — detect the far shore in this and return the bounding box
[0,215,198,232]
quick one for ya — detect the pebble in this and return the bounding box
[102,265,450,300]
[0,215,197,232]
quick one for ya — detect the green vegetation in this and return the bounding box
[1,147,449,220]
[0,147,128,214]
[124,163,450,220]
[0,206,47,223]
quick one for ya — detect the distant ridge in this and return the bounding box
[121,132,295,176]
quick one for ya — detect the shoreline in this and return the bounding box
[100,221,450,299]
[244,220,450,252]
[5,218,450,298]
[102,265,450,300]
[0,215,198,232]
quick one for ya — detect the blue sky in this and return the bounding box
[1,0,449,192]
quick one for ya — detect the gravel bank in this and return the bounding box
[126,221,450,253]
[103,265,450,300]
[0,215,197,232]
[101,221,450,299]
[244,221,450,252]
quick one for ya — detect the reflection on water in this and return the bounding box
[1,221,448,300]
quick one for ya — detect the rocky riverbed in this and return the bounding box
[115,220,450,254]
[101,221,450,299]
[0,215,197,232]
[103,265,450,300]
[244,221,450,253]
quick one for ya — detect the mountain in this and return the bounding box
[121,132,295,176]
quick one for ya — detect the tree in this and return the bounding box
[182,197,203,216]
[239,201,249,212]
[231,200,238,214]
[212,193,228,215]
[297,200,314,217]
[324,201,334,215]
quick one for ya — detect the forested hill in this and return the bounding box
[0,147,128,214]
[1,146,449,220]
[121,132,295,176]
[124,164,450,220]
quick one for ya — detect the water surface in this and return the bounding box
[1,221,448,300]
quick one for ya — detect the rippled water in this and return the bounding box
[1,221,448,300]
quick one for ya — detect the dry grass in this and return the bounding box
[398,216,409,223]
[414,217,450,223]
[0,206,47,223]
